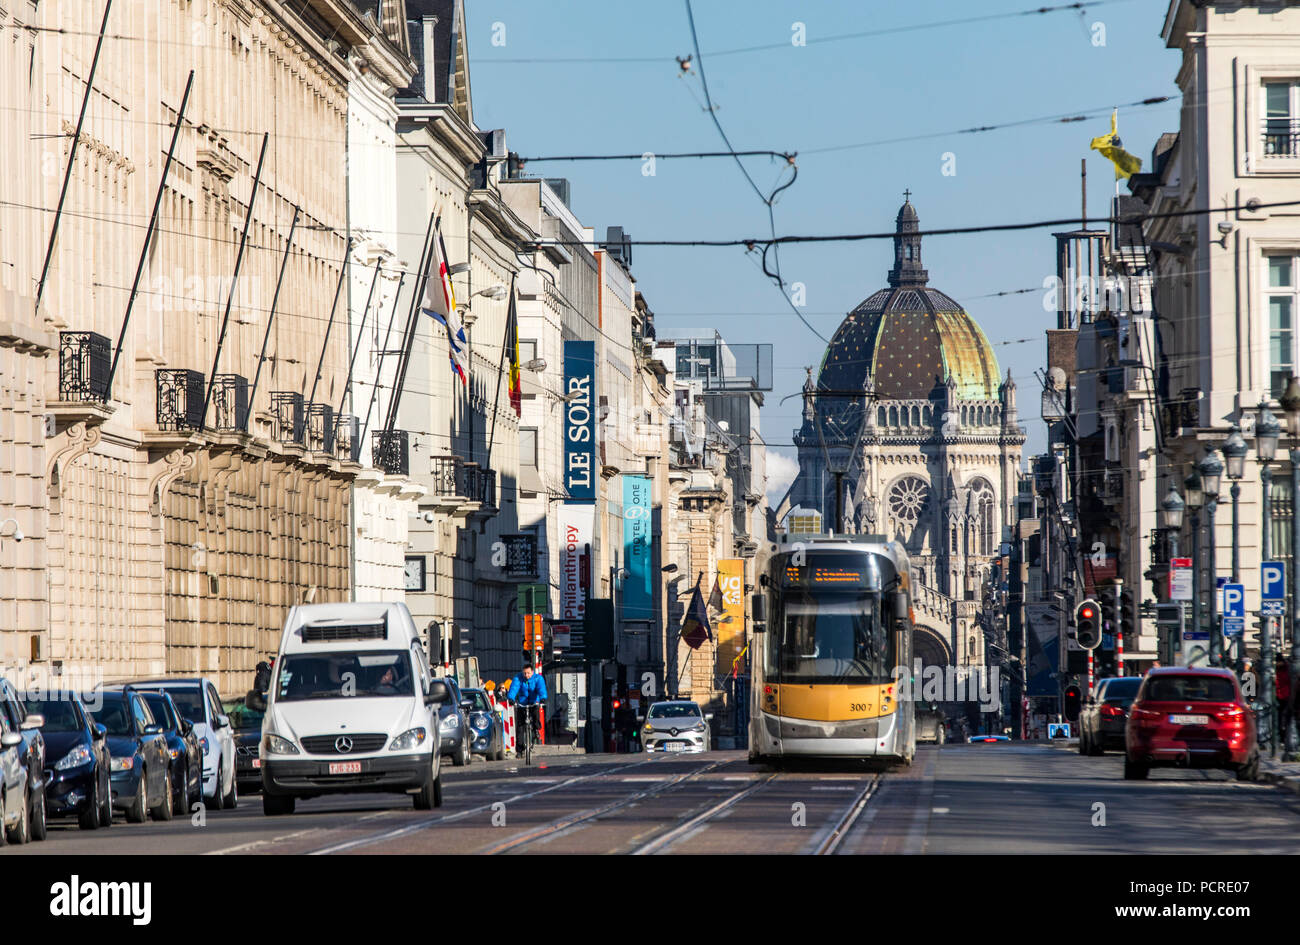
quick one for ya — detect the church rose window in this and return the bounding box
[888,476,931,524]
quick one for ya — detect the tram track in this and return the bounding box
[811,773,881,854]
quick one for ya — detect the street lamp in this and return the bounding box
[1198,450,1224,667]
[1184,468,1204,662]
[1159,483,1185,534]
[1223,428,1248,670]
[1256,401,1280,756]
[1281,377,1300,758]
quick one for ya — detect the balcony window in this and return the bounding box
[1269,254,1299,398]
[1263,81,1300,158]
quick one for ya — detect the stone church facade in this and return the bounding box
[778,198,1025,670]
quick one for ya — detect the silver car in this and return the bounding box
[640,701,711,754]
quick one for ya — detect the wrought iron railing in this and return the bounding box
[1263,117,1300,158]
[334,414,361,462]
[271,391,305,445]
[156,368,205,432]
[211,374,249,431]
[372,429,409,475]
[59,331,112,403]
[306,402,335,454]
[429,455,496,506]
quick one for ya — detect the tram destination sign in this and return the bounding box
[778,552,885,590]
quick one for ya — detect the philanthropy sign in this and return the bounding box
[563,340,596,501]
[558,503,595,655]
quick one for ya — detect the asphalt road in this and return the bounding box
[7,742,1299,854]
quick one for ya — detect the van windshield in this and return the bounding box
[276,651,414,701]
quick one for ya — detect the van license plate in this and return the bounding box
[329,761,362,774]
[1169,714,1209,725]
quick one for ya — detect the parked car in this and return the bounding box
[139,690,203,814]
[1124,666,1259,781]
[260,601,449,815]
[133,677,237,809]
[641,701,711,753]
[22,693,111,830]
[461,688,504,760]
[438,677,472,767]
[0,677,48,844]
[915,702,946,744]
[225,697,265,796]
[89,686,173,822]
[1079,676,1142,756]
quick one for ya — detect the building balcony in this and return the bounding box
[306,402,335,454]
[334,414,361,464]
[271,391,305,447]
[429,455,497,517]
[210,374,249,432]
[1263,118,1300,159]
[58,331,111,403]
[372,429,410,476]
[155,368,205,432]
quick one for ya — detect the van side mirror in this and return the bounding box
[246,689,267,713]
[426,680,450,705]
[751,594,767,633]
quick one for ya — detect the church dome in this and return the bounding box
[817,198,1000,402]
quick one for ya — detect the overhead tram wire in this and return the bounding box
[682,0,825,345]
[476,0,1129,64]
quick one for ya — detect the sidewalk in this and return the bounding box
[1259,757,1300,794]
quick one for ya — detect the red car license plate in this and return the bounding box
[328,761,362,775]
[1169,714,1209,725]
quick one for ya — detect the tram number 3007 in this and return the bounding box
[850,703,869,712]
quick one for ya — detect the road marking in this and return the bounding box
[206,828,321,855]
[812,785,857,791]
[932,807,950,814]
[631,772,780,855]
[304,759,655,855]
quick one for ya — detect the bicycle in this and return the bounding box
[516,702,541,766]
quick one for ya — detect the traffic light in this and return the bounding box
[1063,684,1083,721]
[1075,598,1101,650]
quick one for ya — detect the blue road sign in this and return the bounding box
[1223,617,1245,637]
[1263,600,1286,616]
[1183,631,1209,641]
[1263,561,1286,601]
[1048,723,1071,739]
[1223,583,1245,618]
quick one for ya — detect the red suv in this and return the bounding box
[1124,667,1258,781]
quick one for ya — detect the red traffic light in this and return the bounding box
[611,698,622,710]
[1080,605,1095,619]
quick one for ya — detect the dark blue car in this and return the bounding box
[23,694,112,830]
[140,690,203,815]
[90,687,172,823]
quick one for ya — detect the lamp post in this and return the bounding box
[1223,428,1248,669]
[1199,450,1224,667]
[1280,375,1300,758]
[1184,468,1204,666]
[1160,483,1186,666]
[1257,402,1281,756]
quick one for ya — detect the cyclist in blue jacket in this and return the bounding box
[509,665,547,749]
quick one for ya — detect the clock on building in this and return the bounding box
[404,555,426,592]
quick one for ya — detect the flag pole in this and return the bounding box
[485,272,517,462]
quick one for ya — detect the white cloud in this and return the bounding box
[765,450,799,506]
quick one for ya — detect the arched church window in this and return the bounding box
[878,407,887,426]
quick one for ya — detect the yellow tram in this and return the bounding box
[749,534,915,765]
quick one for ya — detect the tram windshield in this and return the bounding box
[771,591,896,684]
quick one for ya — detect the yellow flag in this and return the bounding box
[1090,110,1142,180]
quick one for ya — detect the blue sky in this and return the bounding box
[467,0,1183,496]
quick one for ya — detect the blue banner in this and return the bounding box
[562,340,596,501]
[623,475,653,621]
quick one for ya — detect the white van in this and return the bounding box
[259,602,449,815]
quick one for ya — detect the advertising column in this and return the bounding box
[562,340,597,747]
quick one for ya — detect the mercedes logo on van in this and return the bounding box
[335,736,354,753]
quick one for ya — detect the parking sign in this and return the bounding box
[1262,561,1286,616]
[1222,582,1245,618]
